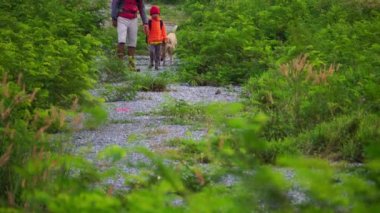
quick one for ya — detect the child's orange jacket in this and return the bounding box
[148,17,167,44]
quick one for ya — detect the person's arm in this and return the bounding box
[137,0,148,25]
[162,22,168,42]
[111,0,120,21]
[111,0,120,27]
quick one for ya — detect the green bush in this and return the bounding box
[0,77,66,206]
[158,99,209,124]
[97,56,130,83]
[178,0,380,85]
[178,0,270,85]
[101,83,138,102]
[245,54,380,140]
[0,0,107,108]
[134,73,169,92]
[83,105,108,130]
[292,113,380,162]
[99,72,169,102]
[257,112,380,163]
[146,0,187,5]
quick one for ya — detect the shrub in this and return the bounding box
[158,99,209,125]
[83,105,108,130]
[0,0,107,108]
[244,54,379,140]
[97,56,130,83]
[101,83,138,102]
[292,113,380,162]
[178,0,380,85]
[0,76,65,206]
[134,73,169,92]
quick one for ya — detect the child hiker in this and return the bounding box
[147,5,167,70]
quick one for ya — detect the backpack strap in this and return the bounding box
[148,19,163,30]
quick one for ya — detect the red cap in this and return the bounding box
[150,5,160,15]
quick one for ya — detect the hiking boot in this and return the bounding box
[117,43,125,59]
[128,56,140,72]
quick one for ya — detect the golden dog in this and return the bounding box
[161,26,177,66]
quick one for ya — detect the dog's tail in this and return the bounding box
[172,25,178,33]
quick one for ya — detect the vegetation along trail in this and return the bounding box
[1,0,379,212]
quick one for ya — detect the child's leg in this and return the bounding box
[154,44,161,69]
[149,45,154,68]
[161,43,166,66]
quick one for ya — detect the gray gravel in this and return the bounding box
[107,84,240,121]
[75,83,240,155]
[73,70,241,190]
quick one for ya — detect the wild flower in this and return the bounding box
[280,54,339,84]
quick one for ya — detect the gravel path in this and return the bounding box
[74,84,240,153]
[74,7,241,186]
[73,84,240,189]
[75,85,240,151]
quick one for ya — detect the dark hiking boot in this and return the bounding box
[128,56,140,72]
[117,43,125,60]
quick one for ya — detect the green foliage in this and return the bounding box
[83,105,108,130]
[99,72,170,102]
[97,56,130,83]
[146,1,187,24]
[98,145,127,163]
[178,0,380,85]
[101,83,138,102]
[95,27,118,57]
[2,1,380,212]
[0,0,107,107]
[244,53,379,162]
[245,54,380,139]
[2,98,380,211]
[35,192,122,212]
[158,99,209,125]
[178,0,269,85]
[0,76,66,206]
[134,73,169,92]
[292,113,380,162]
[146,0,187,5]
[166,138,211,164]
[136,29,149,55]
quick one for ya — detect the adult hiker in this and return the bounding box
[111,0,149,71]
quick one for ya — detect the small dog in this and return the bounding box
[161,26,177,66]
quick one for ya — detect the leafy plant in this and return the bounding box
[101,83,138,102]
[97,56,130,83]
[134,73,169,92]
[158,98,209,125]
[292,113,380,162]
[0,0,107,108]
[0,75,66,206]
[178,0,380,85]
